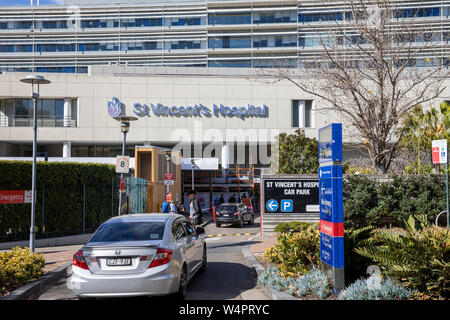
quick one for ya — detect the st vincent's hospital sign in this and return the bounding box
[132,102,269,120]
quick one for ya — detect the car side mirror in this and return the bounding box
[196,227,205,235]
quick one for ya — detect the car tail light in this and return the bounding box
[73,250,90,270]
[149,248,172,268]
[233,212,239,216]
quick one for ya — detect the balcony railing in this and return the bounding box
[0,115,77,128]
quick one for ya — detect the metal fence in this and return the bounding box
[126,177,147,214]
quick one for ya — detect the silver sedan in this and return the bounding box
[68,213,206,299]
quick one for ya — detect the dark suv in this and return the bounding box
[215,203,254,228]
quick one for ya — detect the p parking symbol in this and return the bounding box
[281,199,293,212]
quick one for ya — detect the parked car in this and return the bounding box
[68,213,206,299]
[215,203,254,228]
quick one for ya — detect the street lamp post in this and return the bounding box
[114,116,138,215]
[191,159,196,190]
[20,75,51,252]
[165,152,171,198]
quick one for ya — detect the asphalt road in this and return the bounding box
[35,214,269,300]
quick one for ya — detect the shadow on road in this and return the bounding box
[186,261,259,300]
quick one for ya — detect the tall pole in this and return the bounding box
[166,155,170,197]
[20,75,50,253]
[191,160,195,190]
[447,161,449,229]
[118,130,126,216]
[30,82,38,252]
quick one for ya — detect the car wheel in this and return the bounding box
[216,222,221,227]
[175,265,188,300]
[199,246,207,273]
[237,218,244,228]
[248,215,254,225]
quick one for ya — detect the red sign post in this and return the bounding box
[0,190,32,204]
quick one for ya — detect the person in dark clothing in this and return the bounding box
[228,194,237,203]
[188,190,202,225]
[176,201,186,216]
[219,194,225,204]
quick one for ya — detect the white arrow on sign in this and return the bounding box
[266,199,278,212]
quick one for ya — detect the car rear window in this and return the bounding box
[217,205,238,213]
[89,221,166,242]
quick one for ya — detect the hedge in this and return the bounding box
[0,160,119,241]
[344,175,447,229]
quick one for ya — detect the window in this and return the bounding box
[172,219,187,240]
[0,98,77,128]
[208,60,251,68]
[89,221,166,242]
[299,12,344,23]
[181,220,195,236]
[292,100,313,128]
[208,36,251,49]
[208,13,251,25]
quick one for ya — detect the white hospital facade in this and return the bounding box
[1,0,450,169]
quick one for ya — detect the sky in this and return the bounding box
[0,0,64,5]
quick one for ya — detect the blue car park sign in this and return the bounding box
[318,123,345,293]
[266,199,279,212]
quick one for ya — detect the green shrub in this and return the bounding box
[344,226,375,285]
[273,221,312,233]
[344,175,446,228]
[343,175,378,229]
[355,216,450,298]
[0,247,46,296]
[0,160,118,241]
[338,274,415,300]
[271,129,319,174]
[264,223,320,277]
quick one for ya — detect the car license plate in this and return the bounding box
[106,257,132,266]
[223,214,229,217]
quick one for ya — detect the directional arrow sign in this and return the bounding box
[266,199,279,212]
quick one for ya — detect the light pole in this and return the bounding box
[20,75,51,252]
[191,159,196,190]
[165,152,171,199]
[114,116,138,215]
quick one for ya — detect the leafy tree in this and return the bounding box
[399,102,450,174]
[261,0,448,174]
[271,129,318,174]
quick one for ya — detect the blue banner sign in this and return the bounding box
[318,123,344,291]
[319,165,343,224]
[320,233,345,269]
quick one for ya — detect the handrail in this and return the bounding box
[435,210,447,227]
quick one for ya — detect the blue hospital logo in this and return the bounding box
[108,97,123,117]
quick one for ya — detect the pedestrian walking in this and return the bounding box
[176,201,186,216]
[188,190,202,225]
[169,201,176,213]
[241,193,251,207]
[228,193,236,203]
[161,199,169,213]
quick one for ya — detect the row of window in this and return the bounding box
[0,55,447,74]
[209,35,297,49]
[0,17,200,29]
[0,41,204,53]
[0,98,77,127]
[3,30,448,54]
[0,6,446,30]
[71,145,136,157]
